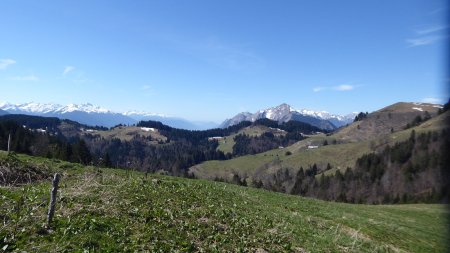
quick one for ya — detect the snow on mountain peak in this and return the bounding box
[123,110,168,118]
[221,103,357,129]
[0,102,61,113]
[271,103,292,112]
[0,101,172,119]
[0,101,213,130]
[0,101,112,114]
[263,103,294,120]
[58,103,111,114]
[266,103,349,121]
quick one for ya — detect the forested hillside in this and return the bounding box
[191,102,450,204]
[289,128,450,203]
[0,118,94,165]
[0,114,321,176]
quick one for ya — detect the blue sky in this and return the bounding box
[0,0,448,122]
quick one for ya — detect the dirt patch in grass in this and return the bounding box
[0,154,53,186]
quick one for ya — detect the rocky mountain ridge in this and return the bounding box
[221,103,357,130]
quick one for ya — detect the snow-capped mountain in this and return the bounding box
[296,109,357,128]
[0,102,216,130]
[0,102,62,114]
[123,111,167,118]
[220,103,357,130]
[0,102,111,114]
[57,103,111,114]
[0,102,135,127]
[297,109,356,123]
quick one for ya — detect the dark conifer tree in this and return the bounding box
[73,139,92,165]
[103,152,112,167]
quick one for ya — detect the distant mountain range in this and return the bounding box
[220,103,357,130]
[0,102,357,131]
[0,102,216,130]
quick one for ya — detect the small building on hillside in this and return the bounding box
[208,136,224,141]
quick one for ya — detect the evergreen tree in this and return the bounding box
[232,174,242,185]
[252,179,263,188]
[354,112,368,122]
[73,139,92,165]
[241,178,248,187]
[102,152,112,167]
[291,167,305,195]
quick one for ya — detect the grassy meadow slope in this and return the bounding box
[190,103,447,183]
[58,122,167,144]
[95,126,167,143]
[0,152,448,252]
[334,102,440,142]
[216,125,286,154]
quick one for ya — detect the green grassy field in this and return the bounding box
[194,139,372,180]
[0,152,448,252]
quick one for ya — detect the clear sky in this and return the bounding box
[0,0,448,122]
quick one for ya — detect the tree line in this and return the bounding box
[220,129,450,204]
[0,119,94,165]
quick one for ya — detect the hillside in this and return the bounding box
[0,115,231,175]
[83,125,167,143]
[334,102,441,142]
[0,152,448,252]
[189,104,449,202]
[216,125,287,154]
[0,114,324,176]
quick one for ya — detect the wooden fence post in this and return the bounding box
[7,133,11,153]
[47,173,61,228]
